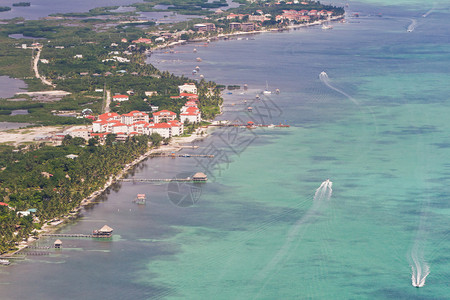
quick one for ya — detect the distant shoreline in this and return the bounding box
[151,15,345,53]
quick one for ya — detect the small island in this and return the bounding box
[0,6,11,12]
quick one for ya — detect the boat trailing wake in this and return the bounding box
[422,4,436,18]
[409,242,430,288]
[407,18,417,32]
[408,203,431,288]
[319,71,359,106]
[254,180,333,283]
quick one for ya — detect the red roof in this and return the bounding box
[153,110,176,116]
[0,202,8,206]
[168,120,182,126]
[180,93,198,97]
[112,122,127,127]
[151,123,172,128]
[91,132,110,137]
[123,110,147,117]
[93,120,108,124]
[98,112,120,120]
[133,121,148,125]
[113,95,129,99]
[185,101,198,107]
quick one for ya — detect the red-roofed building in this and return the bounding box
[112,95,129,102]
[0,202,9,207]
[179,92,198,99]
[131,121,148,134]
[121,110,149,125]
[168,120,184,136]
[111,122,128,134]
[148,122,173,138]
[153,110,177,123]
[98,112,120,121]
[180,106,201,124]
[132,38,152,44]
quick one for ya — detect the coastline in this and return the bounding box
[151,15,344,52]
[0,126,209,257]
[0,13,343,258]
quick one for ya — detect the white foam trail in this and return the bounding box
[407,18,417,32]
[319,72,359,106]
[422,3,436,18]
[410,242,430,287]
[254,180,333,282]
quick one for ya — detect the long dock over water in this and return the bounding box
[209,122,290,128]
[42,233,94,238]
[120,178,193,183]
[148,153,214,158]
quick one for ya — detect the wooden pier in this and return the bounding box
[121,172,207,183]
[42,233,94,238]
[120,178,192,183]
[148,153,214,158]
[209,123,290,128]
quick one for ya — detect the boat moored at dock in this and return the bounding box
[134,194,147,205]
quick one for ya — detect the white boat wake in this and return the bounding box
[319,71,359,106]
[409,242,430,288]
[408,204,431,288]
[254,180,333,282]
[422,4,436,18]
[407,18,417,32]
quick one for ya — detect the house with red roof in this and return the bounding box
[181,106,202,124]
[121,110,149,125]
[168,120,184,136]
[98,112,120,121]
[92,110,184,139]
[132,38,152,44]
[110,122,128,134]
[148,122,173,138]
[153,110,177,123]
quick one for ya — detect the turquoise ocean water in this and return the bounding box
[1,1,450,299]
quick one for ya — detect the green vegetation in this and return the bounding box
[0,134,162,254]
[0,0,343,253]
[0,6,11,12]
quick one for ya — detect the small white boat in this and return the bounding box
[267,124,275,128]
[263,81,271,95]
[0,259,10,265]
[322,24,333,30]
